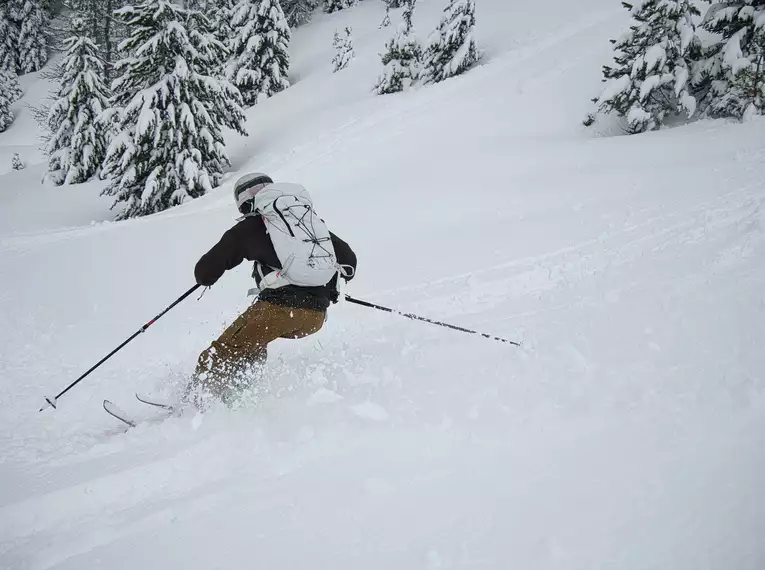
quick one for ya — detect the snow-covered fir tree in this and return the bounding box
[421,0,479,85]
[726,28,765,118]
[332,26,354,72]
[182,0,229,71]
[226,0,290,106]
[0,69,17,131]
[593,0,701,134]
[102,0,247,219]
[324,0,356,15]
[1,67,22,101]
[375,0,421,94]
[283,0,318,28]
[0,7,18,72]
[379,3,391,28]
[402,0,415,31]
[17,0,49,73]
[66,0,103,43]
[66,0,129,79]
[8,0,25,18]
[384,0,405,8]
[203,0,234,44]
[696,0,765,119]
[46,18,110,185]
[11,152,24,169]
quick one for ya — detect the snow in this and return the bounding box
[1,0,764,569]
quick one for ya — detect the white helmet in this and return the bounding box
[233,172,273,215]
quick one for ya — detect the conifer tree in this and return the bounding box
[283,0,318,28]
[1,67,22,101]
[421,0,479,85]
[324,0,355,14]
[1,0,30,75]
[0,70,17,131]
[696,0,765,119]
[46,17,110,185]
[205,0,234,45]
[0,7,18,73]
[375,0,421,94]
[379,3,391,28]
[402,0,415,32]
[66,0,128,80]
[11,152,24,169]
[183,0,229,72]
[332,26,354,72]
[226,0,290,106]
[103,0,247,219]
[17,0,49,73]
[66,0,102,44]
[7,0,24,19]
[593,0,701,133]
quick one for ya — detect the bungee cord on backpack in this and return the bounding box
[282,199,335,266]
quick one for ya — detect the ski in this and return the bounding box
[103,400,136,428]
[135,392,177,412]
[103,395,178,429]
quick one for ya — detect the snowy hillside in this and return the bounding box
[1,0,764,569]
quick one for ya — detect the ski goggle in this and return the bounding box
[235,182,270,214]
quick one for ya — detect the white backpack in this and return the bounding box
[250,183,340,290]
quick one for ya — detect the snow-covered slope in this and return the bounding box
[1,1,764,569]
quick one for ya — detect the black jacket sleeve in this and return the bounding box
[195,217,281,286]
[194,225,247,286]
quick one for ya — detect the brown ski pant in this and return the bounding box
[191,300,325,399]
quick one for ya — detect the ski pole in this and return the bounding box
[344,295,521,347]
[40,284,201,412]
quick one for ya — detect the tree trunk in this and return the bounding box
[103,0,113,80]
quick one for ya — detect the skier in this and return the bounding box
[188,173,357,404]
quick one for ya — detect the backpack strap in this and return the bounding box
[248,261,289,296]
